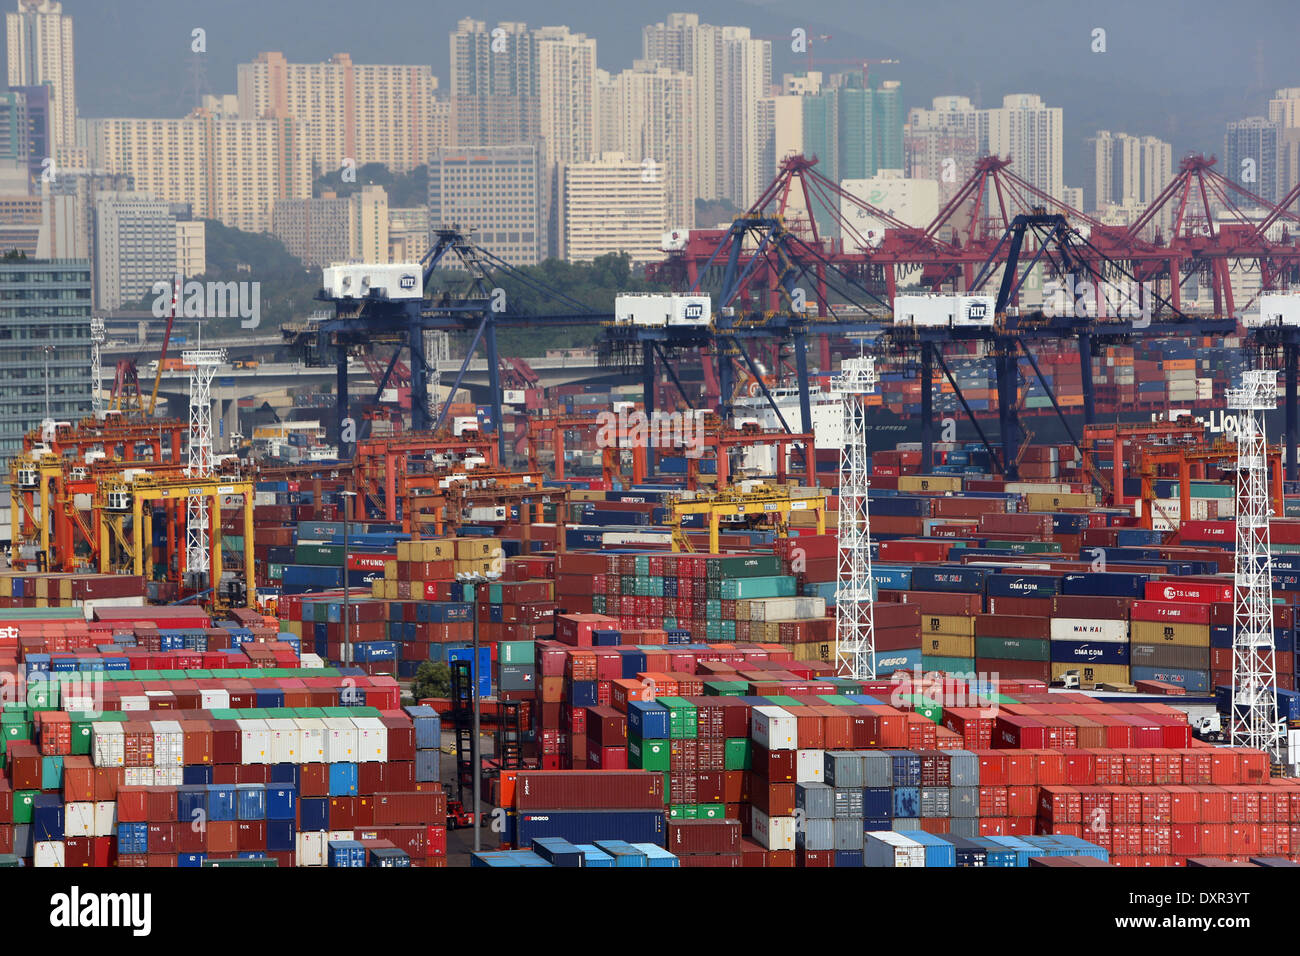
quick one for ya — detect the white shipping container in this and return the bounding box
[124,767,152,787]
[296,830,326,867]
[152,766,184,787]
[797,748,825,783]
[323,717,359,763]
[1049,618,1128,643]
[267,718,302,764]
[200,688,230,709]
[237,718,271,765]
[65,801,95,836]
[151,720,184,767]
[864,831,926,867]
[353,717,389,762]
[92,723,124,767]
[749,596,827,622]
[751,705,798,750]
[750,808,796,851]
[94,800,117,837]
[34,841,65,867]
[120,695,149,712]
[294,718,326,762]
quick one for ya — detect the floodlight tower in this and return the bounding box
[833,355,879,680]
[1227,367,1284,762]
[90,316,106,418]
[184,346,226,584]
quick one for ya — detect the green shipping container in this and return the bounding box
[628,735,669,771]
[295,543,344,566]
[719,576,797,600]
[711,555,784,578]
[724,737,750,770]
[921,655,977,675]
[13,790,36,824]
[498,641,535,665]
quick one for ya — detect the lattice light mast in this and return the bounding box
[1227,368,1284,761]
[833,355,879,680]
[184,347,226,584]
[90,316,106,419]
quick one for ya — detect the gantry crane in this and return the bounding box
[665,483,828,554]
[1137,441,1283,537]
[97,473,255,609]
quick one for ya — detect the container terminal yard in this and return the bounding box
[0,5,1298,905]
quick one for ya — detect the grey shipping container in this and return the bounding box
[834,818,864,850]
[920,787,951,817]
[795,783,833,819]
[949,750,980,787]
[800,818,835,851]
[415,749,441,782]
[824,751,865,788]
[833,788,864,818]
[951,786,979,818]
[1128,643,1210,671]
[862,752,893,788]
[949,817,981,839]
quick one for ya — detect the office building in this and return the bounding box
[0,256,92,459]
[389,206,429,261]
[272,185,389,268]
[560,152,665,263]
[87,110,311,233]
[5,0,74,150]
[92,191,175,310]
[427,145,541,266]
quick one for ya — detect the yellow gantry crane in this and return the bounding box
[96,473,256,609]
[666,483,829,553]
[8,451,64,568]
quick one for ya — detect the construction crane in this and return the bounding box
[147,277,182,417]
[833,356,878,680]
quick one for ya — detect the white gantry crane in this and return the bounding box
[184,346,226,582]
[833,355,879,680]
[1227,367,1284,762]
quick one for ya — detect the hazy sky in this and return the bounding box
[30,0,1299,193]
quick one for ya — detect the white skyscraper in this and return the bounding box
[987,94,1063,201]
[6,0,75,150]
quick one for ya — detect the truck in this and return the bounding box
[1191,713,1226,743]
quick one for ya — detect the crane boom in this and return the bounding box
[148,277,180,416]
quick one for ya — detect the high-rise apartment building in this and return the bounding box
[5,0,74,150]
[0,257,91,459]
[0,85,49,183]
[237,52,437,175]
[448,19,539,148]
[388,206,429,261]
[174,217,205,277]
[598,60,695,231]
[643,14,770,205]
[272,185,389,268]
[92,191,175,311]
[1091,131,1172,210]
[1269,88,1300,212]
[427,145,541,266]
[1225,116,1279,204]
[87,111,311,233]
[560,152,665,264]
[987,94,1063,201]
